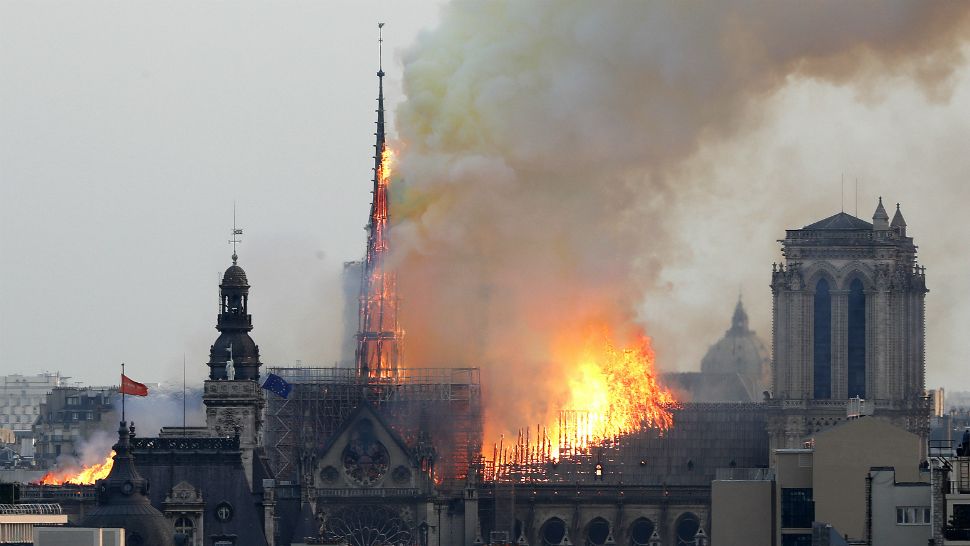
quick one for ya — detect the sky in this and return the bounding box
[1,1,968,398]
[0,1,444,386]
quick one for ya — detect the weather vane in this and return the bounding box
[229,202,243,264]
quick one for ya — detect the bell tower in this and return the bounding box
[767,198,929,450]
[203,220,265,486]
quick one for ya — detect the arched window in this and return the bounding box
[813,278,832,399]
[847,278,866,398]
[541,517,567,546]
[586,517,610,545]
[628,518,655,546]
[175,516,194,542]
[675,512,700,546]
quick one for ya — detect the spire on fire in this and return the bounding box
[355,24,403,378]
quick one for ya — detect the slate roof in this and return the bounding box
[803,212,873,230]
[133,440,269,546]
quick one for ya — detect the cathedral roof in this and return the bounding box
[803,212,873,230]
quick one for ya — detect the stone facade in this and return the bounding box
[768,201,930,450]
[203,379,264,489]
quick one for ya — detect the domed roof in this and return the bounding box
[700,298,770,401]
[82,422,175,546]
[222,263,249,287]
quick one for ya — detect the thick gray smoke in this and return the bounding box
[390,1,970,438]
[116,384,205,437]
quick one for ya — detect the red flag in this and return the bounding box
[120,374,148,397]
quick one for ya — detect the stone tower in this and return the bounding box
[203,250,265,486]
[767,199,929,450]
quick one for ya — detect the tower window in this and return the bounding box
[813,279,832,399]
[847,278,866,398]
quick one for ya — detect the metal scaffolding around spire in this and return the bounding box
[355,23,403,378]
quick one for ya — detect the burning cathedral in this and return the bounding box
[17,54,932,546]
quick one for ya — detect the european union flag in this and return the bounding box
[261,373,292,399]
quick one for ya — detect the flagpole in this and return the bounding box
[121,362,126,424]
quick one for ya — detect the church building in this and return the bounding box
[766,199,930,450]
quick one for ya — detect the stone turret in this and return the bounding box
[872,196,890,231]
[82,422,175,546]
[203,250,265,488]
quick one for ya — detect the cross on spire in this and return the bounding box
[378,22,385,76]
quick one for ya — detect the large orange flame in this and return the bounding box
[38,451,115,485]
[488,324,677,470]
[551,325,675,456]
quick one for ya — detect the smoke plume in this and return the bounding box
[391,1,970,438]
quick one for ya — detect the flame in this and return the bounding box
[550,324,675,457]
[379,146,394,185]
[485,324,677,475]
[38,451,115,485]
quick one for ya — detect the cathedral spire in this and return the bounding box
[355,24,403,378]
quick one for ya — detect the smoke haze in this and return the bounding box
[391,1,970,437]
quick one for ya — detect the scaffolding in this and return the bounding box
[264,366,482,490]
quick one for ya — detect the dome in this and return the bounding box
[82,422,175,546]
[700,298,770,401]
[221,264,249,287]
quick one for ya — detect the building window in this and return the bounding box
[175,516,194,541]
[214,502,233,522]
[585,517,610,546]
[540,517,567,546]
[781,488,814,528]
[813,279,832,399]
[674,512,700,546]
[629,518,655,546]
[847,278,866,398]
[781,534,812,546]
[896,506,931,525]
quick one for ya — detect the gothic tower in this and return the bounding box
[354,59,404,378]
[767,199,929,450]
[203,248,265,486]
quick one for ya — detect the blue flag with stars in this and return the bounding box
[261,373,292,399]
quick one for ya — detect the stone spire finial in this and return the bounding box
[730,295,749,334]
[872,196,890,230]
[891,202,907,236]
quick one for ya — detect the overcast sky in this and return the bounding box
[0,1,443,386]
[1,1,968,396]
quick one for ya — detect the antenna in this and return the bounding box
[841,173,844,213]
[229,202,243,264]
[378,22,385,72]
[855,178,859,217]
[182,354,186,430]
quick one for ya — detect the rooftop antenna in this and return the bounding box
[182,353,186,430]
[841,173,844,213]
[855,178,859,217]
[229,202,243,265]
